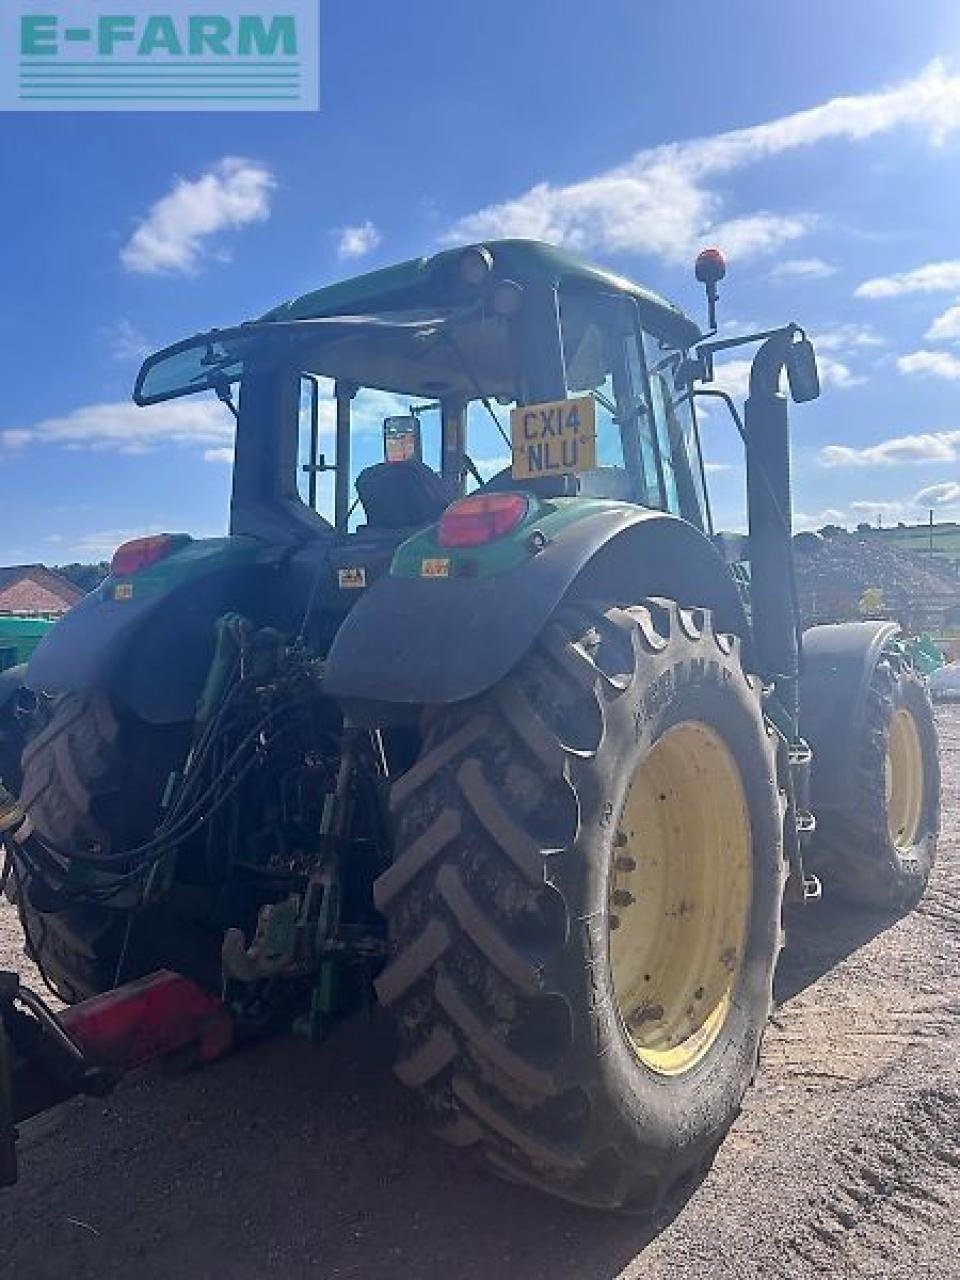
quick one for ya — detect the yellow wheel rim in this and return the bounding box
[886,707,924,850]
[609,722,753,1077]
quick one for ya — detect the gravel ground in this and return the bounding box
[1,709,959,1279]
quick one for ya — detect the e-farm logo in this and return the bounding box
[0,2,318,111]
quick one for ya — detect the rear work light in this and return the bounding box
[437,493,529,548]
[111,533,191,577]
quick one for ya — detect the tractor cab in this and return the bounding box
[135,240,711,555]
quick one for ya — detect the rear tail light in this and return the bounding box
[437,493,529,548]
[111,533,190,578]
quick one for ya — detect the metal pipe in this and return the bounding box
[744,330,799,730]
[334,382,355,533]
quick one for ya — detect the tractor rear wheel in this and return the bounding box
[376,598,785,1212]
[9,692,211,1002]
[807,658,939,912]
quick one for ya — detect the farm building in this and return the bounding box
[0,564,83,618]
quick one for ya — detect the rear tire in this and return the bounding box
[375,598,785,1212]
[10,692,210,1002]
[807,658,939,912]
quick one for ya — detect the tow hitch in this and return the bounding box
[1,969,233,1187]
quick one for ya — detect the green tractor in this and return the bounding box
[0,240,940,1210]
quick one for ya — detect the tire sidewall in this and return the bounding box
[561,630,783,1161]
[876,668,939,899]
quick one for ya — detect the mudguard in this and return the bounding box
[325,505,752,718]
[799,620,900,812]
[25,539,269,724]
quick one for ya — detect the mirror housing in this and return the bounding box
[786,337,820,403]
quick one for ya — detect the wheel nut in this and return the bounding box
[615,855,637,872]
[612,889,635,908]
[609,915,620,930]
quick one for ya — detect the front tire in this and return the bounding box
[375,598,785,1212]
[807,657,939,912]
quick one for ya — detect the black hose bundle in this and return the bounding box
[7,690,304,907]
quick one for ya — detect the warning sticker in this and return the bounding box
[338,567,366,590]
[420,558,451,578]
[510,396,596,481]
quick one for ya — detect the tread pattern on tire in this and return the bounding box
[376,598,782,1212]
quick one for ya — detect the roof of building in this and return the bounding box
[0,564,84,606]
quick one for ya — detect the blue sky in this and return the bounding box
[4,0,960,562]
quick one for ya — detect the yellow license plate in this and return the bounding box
[510,396,596,481]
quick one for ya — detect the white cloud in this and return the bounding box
[849,498,908,517]
[204,446,235,464]
[67,526,167,561]
[925,304,960,342]
[711,349,862,400]
[897,349,960,380]
[820,430,960,466]
[105,319,152,362]
[121,157,275,275]
[712,359,753,400]
[855,260,960,299]
[444,60,960,262]
[818,355,865,388]
[2,399,232,454]
[699,213,815,259]
[915,481,960,506]
[769,257,837,281]
[793,508,847,532]
[814,323,884,353]
[336,220,382,260]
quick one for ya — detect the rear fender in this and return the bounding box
[25,539,268,724]
[799,620,900,811]
[325,506,752,721]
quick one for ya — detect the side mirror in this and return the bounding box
[786,337,820,403]
[383,415,422,463]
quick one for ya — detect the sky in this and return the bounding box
[4,0,960,562]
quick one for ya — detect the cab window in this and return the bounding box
[642,335,710,531]
[559,287,648,503]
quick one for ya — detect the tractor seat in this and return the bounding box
[356,460,456,530]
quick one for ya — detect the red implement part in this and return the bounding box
[60,970,233,1069]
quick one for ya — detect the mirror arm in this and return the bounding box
[696,322,800,366]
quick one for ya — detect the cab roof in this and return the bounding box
[261,239,702,351]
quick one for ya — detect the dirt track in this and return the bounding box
[2,710,959,1280]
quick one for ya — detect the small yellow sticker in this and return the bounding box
[338,567,367,590]
[113,583,134,601]
[510,395,597,481]
[421,558,451,578]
